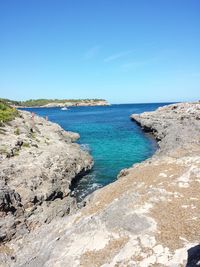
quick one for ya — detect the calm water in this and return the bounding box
[23,103,169,201]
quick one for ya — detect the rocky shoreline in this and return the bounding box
[13,99,110,108]
[0,111,93,244]
[41,99,110,107]
[131,102,200,154]
[1,102,200,267]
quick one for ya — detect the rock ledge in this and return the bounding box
[0,111,93,243]
[1,102,200,267]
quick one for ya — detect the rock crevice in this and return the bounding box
[0,111,93,243]
[1,102,200,267]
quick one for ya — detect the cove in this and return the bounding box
[23,103,168,201]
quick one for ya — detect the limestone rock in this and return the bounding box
[0,111,93,242]
[131,102,200,154]
[1,103,200,267]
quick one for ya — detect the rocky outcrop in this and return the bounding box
[1,102,200,267]
[0,111,93,243]
[14,99,110,108]
[131,102,200,154]
[42,100,109,107]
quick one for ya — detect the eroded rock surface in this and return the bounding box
[0,111,93,243]
[1,102,200,267]
[131,102,200,154]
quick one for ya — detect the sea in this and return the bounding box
[22,103,171,201]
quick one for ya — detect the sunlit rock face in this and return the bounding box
[1,102,200,267]
[0,110,93,243]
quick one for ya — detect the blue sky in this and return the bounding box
[0,0,200,103]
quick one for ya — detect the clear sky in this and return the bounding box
[0,0,200,103]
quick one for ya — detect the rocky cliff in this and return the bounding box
[1,102,200,267]
[131,102,200,154]
[0,111,93,243]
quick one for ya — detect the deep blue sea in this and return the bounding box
[22,103,170,201]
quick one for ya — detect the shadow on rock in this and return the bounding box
[186,245,200,267]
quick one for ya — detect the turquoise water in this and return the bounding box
[23,103,169,201]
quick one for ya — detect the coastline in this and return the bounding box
[0,110,93,243]
[1,102,200,266]
[12,100,110,109]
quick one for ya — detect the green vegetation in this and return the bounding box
[0,98,21,106]
[0,100,19,123]
[0,146,8,155]
[22,142,30,148]
[30,132,36,139]
[14,127,20,135]
[0,98,106,107]
[13,151,19,156]
[20,98,106,107]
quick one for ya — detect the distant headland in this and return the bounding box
[1,98,110,108]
